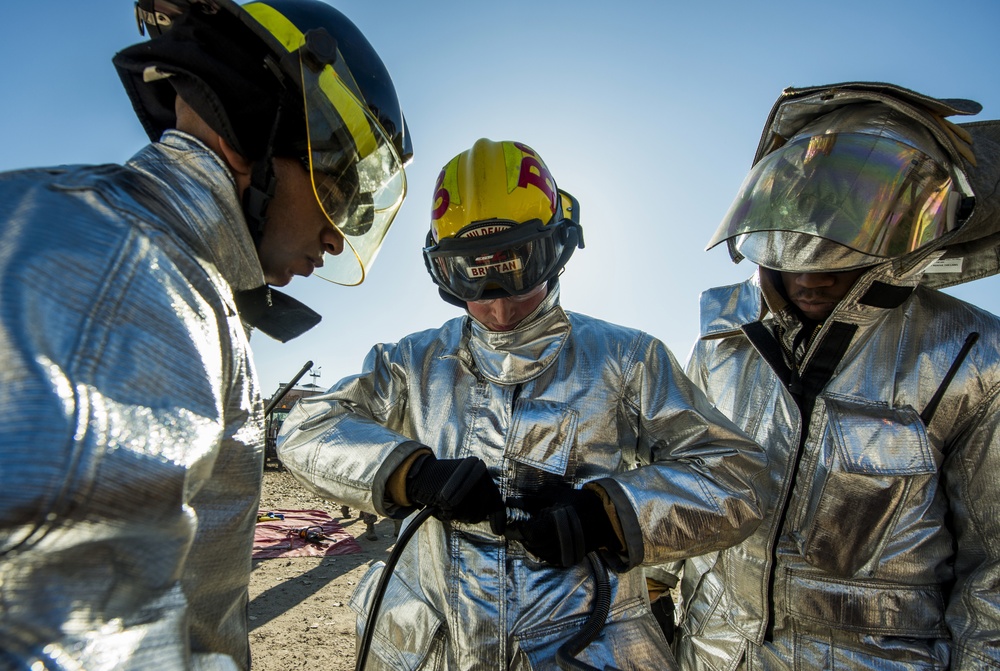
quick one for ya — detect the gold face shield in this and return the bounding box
[708,132,959,264]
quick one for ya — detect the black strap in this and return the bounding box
[234,286,322,342]
[920,332,980,425]
[741,319,858,404]
[798,321,858,401]
[859,281,914,309]
[741,321,797,392]
[242,102,284,248]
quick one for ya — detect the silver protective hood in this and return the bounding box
[711,82,1000,286]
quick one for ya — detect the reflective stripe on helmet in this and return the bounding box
[242,2,377,159]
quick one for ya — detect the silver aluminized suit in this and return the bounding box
[277,286,768,671]
[0,131,268,670]
[675,264,1000,670]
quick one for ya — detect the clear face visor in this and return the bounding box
[424,221,571,302]
[707,132,959,260]
[300,59,407,286]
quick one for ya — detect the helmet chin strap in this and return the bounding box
[243,159,276,249]
[234,100,326,342]
[242,103,284,249]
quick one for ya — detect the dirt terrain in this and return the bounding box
[249,465,396,671]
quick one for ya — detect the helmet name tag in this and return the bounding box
[469,257,523,278]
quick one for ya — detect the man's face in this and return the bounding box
[466,283,548,332]
[257,157,345,287]
[779,268,868,321]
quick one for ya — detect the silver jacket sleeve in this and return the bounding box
[0,132,267,670]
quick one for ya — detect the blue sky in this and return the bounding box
[3,1,998,395]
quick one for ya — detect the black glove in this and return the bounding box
[505,487,621,567]
[405,454,504,524]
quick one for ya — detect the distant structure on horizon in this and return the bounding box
[263,378,393,540]
[264,382,325,467]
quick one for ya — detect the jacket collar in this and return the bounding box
[466,284,571,385]
[127,130,264,293]
[699,261,924,340]
[125,131,320,341]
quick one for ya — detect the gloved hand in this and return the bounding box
[405,454,504,524]
[505,486,622,567]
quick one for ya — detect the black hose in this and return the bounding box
[355,506,434,671]
[354,513,612,671]
[555,551,612,671]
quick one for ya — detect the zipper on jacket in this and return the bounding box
[743,319,857,641]
[764,323,811,641]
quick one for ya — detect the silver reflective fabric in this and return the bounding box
[676,263,1000,670]
[0,131,266,670]
[277,286,767,671]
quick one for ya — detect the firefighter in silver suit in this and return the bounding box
[673,83,1000,670]
[0,1,411,668]
[277,138,768,670]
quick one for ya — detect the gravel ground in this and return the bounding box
[249,465,397,671]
